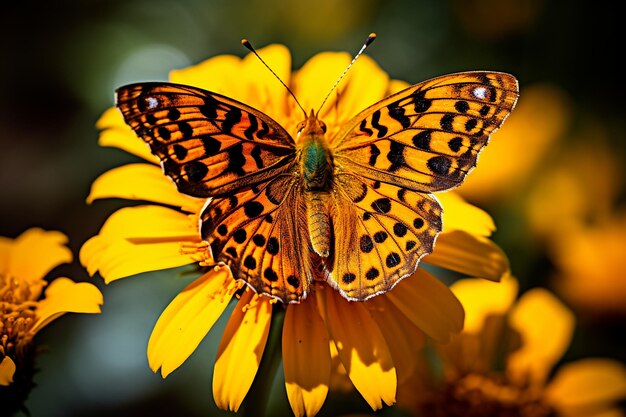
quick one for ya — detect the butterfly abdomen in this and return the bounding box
[306,191,332,258]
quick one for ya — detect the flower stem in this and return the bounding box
[241,306,285,417]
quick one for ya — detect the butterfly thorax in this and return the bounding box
[297,110,333,258]
[297,110,333,190]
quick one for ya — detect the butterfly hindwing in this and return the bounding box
[200,173,312,303]
[116,82,297,197]
[327,174,443,300]
[332,72,519,193]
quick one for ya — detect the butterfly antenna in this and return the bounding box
[242,39,307,118]
[316,32,377,117]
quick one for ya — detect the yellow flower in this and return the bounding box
[550,212,626,317]
[81,44,509,416]
[0,228,103,413]
[397,275,626,417]
[525,135,621,240]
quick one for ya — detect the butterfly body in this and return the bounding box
[296,110,334,258]
[116,71,519,304]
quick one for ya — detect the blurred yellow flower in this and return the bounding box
[525,131,621,240]
[0,228,103,413]
[550,212,626,317]
[82,45,510,416]
[397,275,626,417]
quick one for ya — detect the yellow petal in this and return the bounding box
[545,359,626,413]
[438,192,496,237]
[86,163,201,212]
[80,206,199,282]
[171,45,292,126]
[97,107,158,163]
[1,229,72,297]
[0,356,16,386]
[387,79,410,95]
[424,230,509,282]
[323,290,396,410]
[450,274,518,333]
[283,298,331,417]
[386,268,464,342]
[213,290,272,412]
[550,215,626,315]
[364,294,426,383]
[148,268,234,377]
[507,288,575,384]
[32,277,103,333]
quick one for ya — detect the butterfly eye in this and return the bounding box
[296,122,306,135]
[320,121,327,133]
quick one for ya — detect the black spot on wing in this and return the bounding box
[371,198,391,214]
[369,144,381,166]
[360,235,374,253]
[342,273,356,284]
[359,119,373,136]
[251,145,264,169]
[185,161,208,183]
[412,91,432,112]
[370,110,388,138]
[178,121,193,138]
[387,140,406,172]
[387,103,411,128]
[440,114,454,131]
[201,135,221,156]
[201,96,218,118]
[173,144,188,160]
[244,113,258,140]
[221,107,242,133]
[427,156,452,176]
[365,267,379,280]
[244,201,264,218]
[168,108,181,121]
[226,143,246,176]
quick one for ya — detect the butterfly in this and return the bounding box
[116,48,518,304]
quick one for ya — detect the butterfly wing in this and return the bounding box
[332,71,519,192]
[116,82,310,302]
[116,82,296,197]
[200,174,313,303]
[326,174,443,300]
[328,72,518,299]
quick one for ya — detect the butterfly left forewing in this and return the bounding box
[116,82,296,197]
[332,72,519,193]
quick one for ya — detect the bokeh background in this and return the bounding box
[2,0,625,416]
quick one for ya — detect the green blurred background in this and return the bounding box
[1,0,624,416]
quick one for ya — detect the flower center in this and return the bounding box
[421,372,556,417]
[0,273,37,361]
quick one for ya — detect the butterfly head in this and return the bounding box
[296,109,327,140]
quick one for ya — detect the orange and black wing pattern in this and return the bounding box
[332,72,519,193]
[116,82,297,197]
